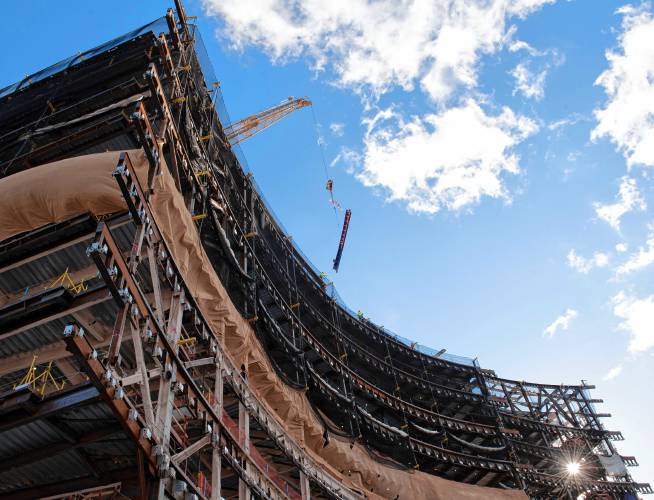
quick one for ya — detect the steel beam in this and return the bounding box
[0,286,110,341]
[0,384,100,432]
[0,424,122,473]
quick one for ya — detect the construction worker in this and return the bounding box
[319,271,327,281]
[357,310,364,320]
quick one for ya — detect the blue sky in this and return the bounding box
[2,0,653,485]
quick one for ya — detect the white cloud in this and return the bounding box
[510,48,563,101]
[615,229,654,276]
[543,308,578,338]
[330,122,345,137]
[592,3,654,167]
[350,100,537,213]
[603,364,623,380]
[331,147,362,175]
[509,39,544,56]
[616,242,629,253]
[593,176,646,231]
[567,249,610,274]
[547,112,587,132]
[612,291,654,353]
[204,0,555,103]
[511,62,547,100]
[204,0,553,214]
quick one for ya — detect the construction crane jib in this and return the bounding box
[224,96,312,145]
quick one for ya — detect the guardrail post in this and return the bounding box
[211,350,224,499]
[238,395,251,499]
[300,471,310,500]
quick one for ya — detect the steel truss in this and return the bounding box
[56,145,359,498]
[0,2,650,498]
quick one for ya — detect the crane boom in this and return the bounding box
[224,96,312,145]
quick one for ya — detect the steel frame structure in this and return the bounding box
[0,2,650,499]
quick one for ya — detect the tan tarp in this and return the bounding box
[0,150,527,500]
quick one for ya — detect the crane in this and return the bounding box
[224,96,312,145]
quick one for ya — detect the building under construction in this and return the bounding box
[0,3,650,499]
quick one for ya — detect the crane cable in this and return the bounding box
[309,103,354,275]
[310,105,341,223]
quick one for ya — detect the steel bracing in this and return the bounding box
[0,2,650,499]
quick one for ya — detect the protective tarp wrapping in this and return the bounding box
[0,150,527,500]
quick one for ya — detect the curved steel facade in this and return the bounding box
[0,3,649,499]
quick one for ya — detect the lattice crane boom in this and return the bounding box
[224,96,312,145]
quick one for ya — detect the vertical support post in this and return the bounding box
[108,304,129,366]
[154,286,185,498]
[106,216,147,368]
[137,448,147,500]
[210,440,222,500]
[238,477,249,500]
[147,244,165,325]
[130,321,155,428]
[300,471,311,500]
[239,402,250,451]
[211,350,224,500]
[238,400,250,500]
[155,287,185,443]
